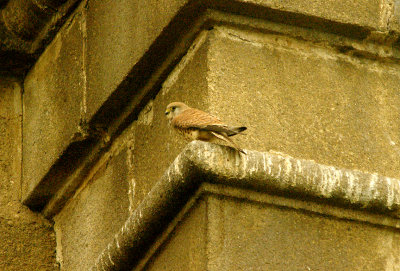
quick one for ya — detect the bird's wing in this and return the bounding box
[172,108,246,136]
[202,125,247,136]
[172,108,223,129]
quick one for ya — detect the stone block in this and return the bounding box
[130,34,211,212]
[206,26,400,179]
[84,0,390,125]
[85,0,187,119]
[140,191,400,270]
[206,194,400,270]
[22,7,85,201]
[144,199,207,270]
[232,0,384,30]
[0,204,57,271]
[0,78,57,270]
[54,146,131,271]
[0,78,22,203]
[388,0,400,32]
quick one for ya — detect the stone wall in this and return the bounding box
[2,0,400,270]
[145,192,400,271]
[0,78,57,270]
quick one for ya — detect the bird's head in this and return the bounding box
[165,102,189,122]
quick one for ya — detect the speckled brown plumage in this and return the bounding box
[171,107,223,128]
[165,102,247,154]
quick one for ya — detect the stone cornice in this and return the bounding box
[2,0,400,75]
[90,141,400,271]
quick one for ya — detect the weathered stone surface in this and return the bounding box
[84,0,394,121]
[91,141,400,271]
[88,25,400,267]
[22,6,85,203]
[206,194,400,270]
[2,0,52,40]
[0,78,57,271]
[130,34,211,213]
[144,199,207,271]
[0,79,22,204]
[0,0,82,75]
[1,0,78,40]
[15,2,400,270]
[144,192,400,271]
[388,0,400,32]
[22,0,400,213]
[123,24,400,220]
[85,0,188,119]
[240,0,385,29]
[206,26,400,179]
[54,145,131,271]
[0,204,58,271]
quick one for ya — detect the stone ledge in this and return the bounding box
[90,141,400,271]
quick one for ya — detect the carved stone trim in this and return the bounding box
[90,141,400,271]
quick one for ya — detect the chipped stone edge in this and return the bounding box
[90,141,400,271]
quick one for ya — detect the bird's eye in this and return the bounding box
[171,106,176,111]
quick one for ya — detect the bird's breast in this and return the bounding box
[174,127,199,141]
[174,127,214,142]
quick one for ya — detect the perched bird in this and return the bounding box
[165,102,247,154]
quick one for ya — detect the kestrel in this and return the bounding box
[165,102,247,154]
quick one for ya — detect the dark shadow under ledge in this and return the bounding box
[90,141,400,271]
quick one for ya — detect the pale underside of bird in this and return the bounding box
[165,102,247,154]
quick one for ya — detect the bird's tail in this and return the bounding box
[210,131,247,155]
[202,125,246,137]
[228,126,247,136]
